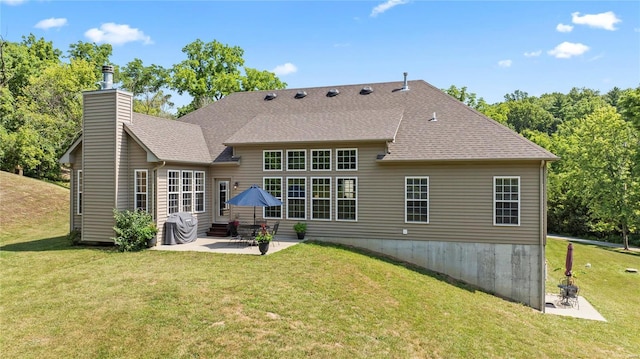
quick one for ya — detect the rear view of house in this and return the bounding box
[61,68,558,310]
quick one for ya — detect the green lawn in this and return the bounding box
[1,171,639,358]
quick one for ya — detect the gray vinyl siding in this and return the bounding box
[81,90,132,243]
[127,138,150,211]
[156,165,212,243]
[228,143,543,245]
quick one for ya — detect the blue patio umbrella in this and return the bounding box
[226,184,282,225]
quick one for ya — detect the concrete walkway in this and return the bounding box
[150,235,302,255]
[548,234,639,252]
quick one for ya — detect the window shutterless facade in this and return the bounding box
[263,177,283,219]
[494,176,520,226]
[263,150,283,171]
[405,177,429,223]
[287,177,306,219]
[167,170,180,214]
[311,177,331,220]
[287,150,306,171]
[194,171,205,213]
[77,170,83,215]
[336,148,358,171]
[336,177,357,221]
[311,149,331,171]
[135,169,148,212]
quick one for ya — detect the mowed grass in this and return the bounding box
[1,171,639,358]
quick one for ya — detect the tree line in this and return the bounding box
[1,34,638,248]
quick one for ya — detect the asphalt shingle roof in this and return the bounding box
[126,113,211,164]
[178,79,557,162]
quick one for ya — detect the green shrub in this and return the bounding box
[112,209,158,252]
[66,228,82,245]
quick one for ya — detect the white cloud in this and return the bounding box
[0,0,27,5]
[571,11,621,31]
[524,50,542,57]
[556,23,573,33]
[272,63,298,76]
[84,23,152,46]
[547,42,589,59]
[34,18,68,30]
[370,0,409,17]
[498,60,512,68]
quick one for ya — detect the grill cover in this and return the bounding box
[163,212,198,245]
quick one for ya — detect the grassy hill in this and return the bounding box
[1,171,639,358]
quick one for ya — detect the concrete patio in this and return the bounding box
[150,235,302,255]
[544,294,606,321]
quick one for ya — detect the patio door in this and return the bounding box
[215,179,230,223]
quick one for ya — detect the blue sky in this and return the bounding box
[1,0,639,109]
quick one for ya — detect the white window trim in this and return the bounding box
[263,150,283,172]
[77,170,83,215]
[311,177,332,221]
[404,176,429,224]
[286,149,307,171]
[311,149,332,172]
[135,169,148,212]
[286,176,307,220]
[493,176,521,226]
[194,171,205,213]
[336,176,358,222]
[263,177,283,219]
[167,170,180,215]
[336,148,358,171]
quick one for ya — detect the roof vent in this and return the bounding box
[401,72,409,91]
[264,92,277,101]
[429,112,437,122]
[360,86,373,95]
[101,65,114,90]
[326,88,340,97]
[294,91,307,99]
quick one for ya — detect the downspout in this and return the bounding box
[539,160,547,312]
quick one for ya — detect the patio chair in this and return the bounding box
[558,276,580,309]
[235,225,254,247]
[270,221,280,246]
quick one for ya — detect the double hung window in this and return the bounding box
[405,177,429,223]
[135,170,148,212]
[494,176,520,225]
[336,177,357,221]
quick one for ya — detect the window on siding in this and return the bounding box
[405,177,428,223]
[168,170,180,214]
[494,176,520,226]
[182,171,193,212]
[287,150,306,171]
[263,150,282,171]
[263,177,282,219]
[194,171,205,213]
[135,170,148,212]
[77,170,83,215]
[287,177,306,219]
[336,177,357,221]
[311,177,331,220]
[336,149,357,171]
[311,149,331,171]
